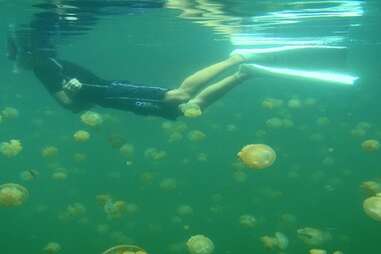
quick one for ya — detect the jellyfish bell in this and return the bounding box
[187,130,206,142]
[1,106,19,119]
[186,234,214,254]
[297,227,331,246]
[73,130,90,142]
[43,242,62,254]
[287,98,302,109]
[309,249,327,254]
[107,134,126,149]
[363,193,381,222]
[177,204,194,216]
[0,183,29,207]
[266,117,283,129]
[80,111,103,127]
[361,139,380,152]
[275,232,289,250]
[237,144,276,170]
[361,181,381,196]
[102,245,148,254]
[42,146,58,158]
[0,139,22,157]
[239,214,256,228]
[260,235,278,250]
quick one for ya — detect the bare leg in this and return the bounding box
[165,54,245,103]
[187,71,250,110]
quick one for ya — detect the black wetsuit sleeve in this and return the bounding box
[33,57,65,94]
[33,56,107,95]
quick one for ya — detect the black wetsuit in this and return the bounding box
[9,0,181,120]
[33,56,181,119]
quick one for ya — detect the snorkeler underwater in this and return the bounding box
[1,0,381,254]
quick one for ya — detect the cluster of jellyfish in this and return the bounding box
[2,96,381,254]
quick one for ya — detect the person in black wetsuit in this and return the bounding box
[7,0,251,120]
[9,49,249,120]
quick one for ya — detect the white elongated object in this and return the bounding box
[231,45,345,56]
[243,63,359,86]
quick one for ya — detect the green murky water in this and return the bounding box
[1,1,380,254]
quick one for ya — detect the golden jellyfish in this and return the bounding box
[51,169,68,181]
[351,128,367,137]
[120,143,135,158]
[96,224,110,235]
[186,234,214,254]
[20,169,39,181]
[179,103,202,118]
[66,202,87,218]
[357,121,372,130]
[177,204,194,216]
[187,130,206,142]
[159,178,177,191]
[309,249,327,254]
[233,170,247,183]
[237,144,276,170]
[43,242,62,254]
[239,214,256,228]
[108,134,126,149]
[1,106,19,119]
[261,98,283,109]
[125,202,140,215]
[197,153,208,162]
[96,194,113,206]
[73,130,90,142]
[59,203,87,222]
[162,121,188,133]
[104,199,127,219]
[266,117,283,129]
[260,232,288,251]
[140,172,155,186]
[168,132,184,143]
[282,118,294,128]
[260,235,278,250]
[361,181,381,196]
[42,146,58,158]
[145,148,167,161]
[102,245,148,254]
[73,152,87,162]
[0,139,22,157]
[304,97,317,107]
[316,117,330,126]
[287,98,302,109]
[297,227,331,246]
[363,193,381,222]
[361,139,380,152]
[279,213,297,228]
[80,111,103,127]
[0,183,29,207]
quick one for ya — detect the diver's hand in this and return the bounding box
[63,78,82,94]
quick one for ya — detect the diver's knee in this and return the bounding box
[165,89,191,103]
